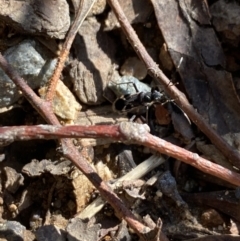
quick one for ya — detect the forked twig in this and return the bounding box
[1,1,157,236]
[78,155,165,220]
[0,123,240,186]
[0,53,155,241]
[106,0,240,169]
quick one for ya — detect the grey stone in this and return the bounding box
[0,40,57,107]
[0,221,26,241]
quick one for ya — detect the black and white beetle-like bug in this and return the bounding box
[113,87,169,115]
[112,83,193,138]
[112,85,171,135]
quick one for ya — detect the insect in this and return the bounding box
[112,82,171,127]
[113,87,168,113]
[112,82,193,138]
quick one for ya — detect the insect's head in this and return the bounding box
[151,89,165,102]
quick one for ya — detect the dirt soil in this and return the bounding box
[0,0,240,241]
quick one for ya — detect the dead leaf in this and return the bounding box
[150,0,240,146]
[67,218,100,241]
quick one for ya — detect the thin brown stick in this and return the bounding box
[106,0,240,169]
[0,53,155,241]
[45,0,84,102]
[1,123,240,187]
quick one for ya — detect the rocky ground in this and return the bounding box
[0,0,240,240]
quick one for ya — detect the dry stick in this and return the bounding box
[78,155,165,220]
[0,54,155,241]
[45,0,85,102]
[1,123,240,186]
[107,0,240,169]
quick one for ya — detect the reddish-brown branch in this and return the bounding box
[0,53,155,240]
[45,0,84,102]
[106,0,240,169]
[1,123,240,187]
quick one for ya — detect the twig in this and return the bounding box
[45,0,84,101]
[0,123,240,186]
[106,0,240,169]
[143,218,164,241]
[78,155,165,220]
[0,54,153,240]
[44,182,56,225]
[45,0,96,102]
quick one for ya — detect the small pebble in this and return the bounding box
[39,80,81,120]
[8,204,17,212]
